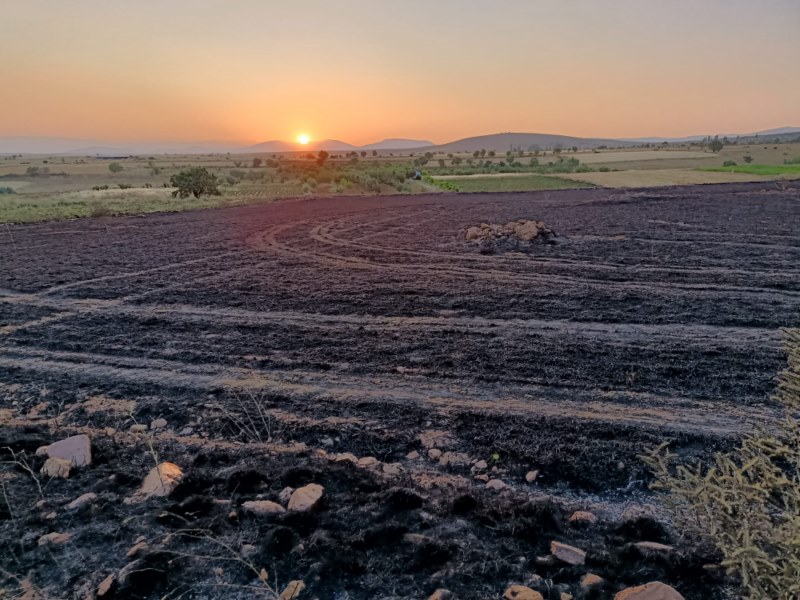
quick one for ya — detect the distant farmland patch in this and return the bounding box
[701,163,800,176]
[431,174,589,192]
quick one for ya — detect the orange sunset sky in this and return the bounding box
[2,0,799,145]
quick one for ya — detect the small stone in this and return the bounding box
[634,541,673,555]
[40,434,91,467]
[550,541,586,565]
[38,532,71,546]
[535,555,556,567]
[525,470,539,483]
[357,456,380,468]
[406,450,420,460]
[485,479,507,491]
[419,430,454,449]
[382,463,403,476]
[288,484,324,511]
[242,500,286,515]
[334,453,358,464]
[620,504,656,523]
[127,462,183,503]
[97,575,114,597]
[438,452,471,467]
[41,457,72,478]
[560,594,573,600]
[178,427,193,435]
[474,474,490,482]
[150,418,168,430]
[130,424,148,433]
[45,511,57,520]
[428,448,443,460]
[278,579,306,600]
[569,510,598,525]
[67,492,97,511]
[614,582,685,600]
[581,573,605,589]
[428,589,457,600]
[503,585,544,600]
[279,487,294,505]
[105,427,116,436]
[474,460,488,470]
[127,541,147,558]
[241,544,258,558]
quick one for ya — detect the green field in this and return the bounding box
[700,164,800,176]
[434,174,590,193]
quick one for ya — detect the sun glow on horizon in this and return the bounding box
[297,133,310,145]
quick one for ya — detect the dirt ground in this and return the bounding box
[1,182,800,599]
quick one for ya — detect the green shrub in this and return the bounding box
[108,162,124,173]
[643,329,800,599]
[170,167,221,199]
[723,160,738,167]
[0,186,16,194]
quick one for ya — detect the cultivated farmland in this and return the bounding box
[1,182,799,599]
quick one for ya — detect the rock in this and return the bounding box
[382,462,403,476]
[150,418,168,430]
[116,559,142,587]
[403,533,431,545]
[39,434,91,467]
[614,582,685,600]
[104,427,116,436]
[439,452,471,467]
[130,424,148,433]
[429,589,457,600]
[38,532,71,546]
[474,460,488,470]
[560,594,573,600]
[127,462,183,503]
[550,541,586,565]
[41,457,72,479]
[334,452,358,464]
[279,487,295,505]
[178,427,193,435]
[581,573,605,589]
[126,541,147,558]
[66,492,97,511]
[96,574,114,597]
[428,448,443,460]
[242,500,286,515]
[419,430,454,449]
[503,585,544,600]
[485,479,507,491]
[406,450,420,460]
[634,541,673,555]
[278,579,306,600]
[474,474,490,482]
[241,544,258,558]
[288,484,324,511]
[569,510,597,525]
[357,456,380,468]
[620,504,656,523]
[525,470,539,483]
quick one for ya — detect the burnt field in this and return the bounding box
[1,181,799,599]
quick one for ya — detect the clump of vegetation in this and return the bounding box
[643,328,800,599]
[723,160,737,167]
[784,156,800,165]
[170,167,221,199]
[108,162,124,173]
[0,186,16,194]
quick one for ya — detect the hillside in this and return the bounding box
[423,132,636,153]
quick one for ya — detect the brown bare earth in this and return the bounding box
[1,181,800,599]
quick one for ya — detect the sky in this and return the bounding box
[1,0,799,145]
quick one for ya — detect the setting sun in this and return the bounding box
[297,133,310,145]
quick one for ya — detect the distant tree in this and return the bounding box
[108,162,124,173]
[480,149,486,158]
[372,150,378,157]
[360,151,367,158]
[487,150,495,157]
[552,146,562,156]
[743,155,754,163]
[316,150,329,166]
[451,156,463,166]
[170,167,221,199]
[438,158,445,168]
[233,160,243,168]
[252,158,263,168]
[709,139,724,153]
[571,146,578,153]
[473,150,480,159]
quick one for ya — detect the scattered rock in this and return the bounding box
[474,474,490,482]
[38,434,91,467]
[614,582,685,600]
[41,457,72,479]
[560,594,573,600]
[126,541,147,558]
[474,460,488,470]
[127,462,183,503]
[66,492,97,511]
[130,424,148,433]
[279,487,295,504]
[634,541,673,555]
[569,510,598,525]
[278,579,306,600]
[116,559,142,587]
[242,500,286,515]
[150,418,168,430]
[334,453,358,464]
[419,430,455,449]
[439,452,471,467]
[96,574,114,597]
[461,220,557,251]
[288,484,324,511]
[178,427,193,435]
[241,544,258,559]
[428,448,443,460]
[620,504,656,523]
[503,585,544,600]
[485,479,507,491]
[38,532,71,546]
[550,541,586,565]
[581,573,605,589]
[357,456,380,469]
[382,462,403,476]
[428,590,457,600]
[406,450,420,460]
[525,470,539,483]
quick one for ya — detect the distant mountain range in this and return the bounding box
[1,127,797,155]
